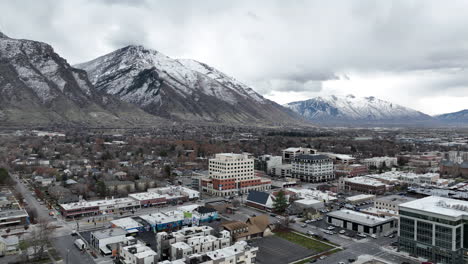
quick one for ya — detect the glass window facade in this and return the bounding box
[400,217,415,239]
[417,221,433,245]
[435,225,452,249]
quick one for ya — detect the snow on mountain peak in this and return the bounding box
[76,45,267,106]
[284,94,430,123]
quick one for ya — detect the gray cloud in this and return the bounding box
[1,0,468,113]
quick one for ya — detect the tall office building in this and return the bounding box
[201,153,271,197]
[399,196,468,263]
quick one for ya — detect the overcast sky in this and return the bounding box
[1,0,468,115]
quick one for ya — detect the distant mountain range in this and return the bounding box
[284,95,435,126]
[435,109,468,124]
[1,31,467,127]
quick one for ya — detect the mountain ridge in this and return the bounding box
[75,45,305,126]
[284,94,434,125]
[0,33,162,127]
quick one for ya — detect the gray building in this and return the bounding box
[399,196,468,264]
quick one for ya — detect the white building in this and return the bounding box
[291,154,334,183]
[255,155,282,174]
[203,153,271,197]
[362,157,398,169]
[282,147,316,163]
[399,196,468,263]
[374,195,416,213]
[90,228,128,255]
[120,243,157,264]
[161,241,258,264]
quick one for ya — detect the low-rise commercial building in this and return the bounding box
[90,228,128,256]
[327,209,396,236]
[374,195,416,213]
[345,194,376,205]
[342,176,390,195]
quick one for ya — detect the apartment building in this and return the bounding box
[399,196,468,263]
[160,241,258,264]
[202,153,271,197]
[291,154,334,183]
[155,226,231,261]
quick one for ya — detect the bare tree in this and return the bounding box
[29,218,53,261]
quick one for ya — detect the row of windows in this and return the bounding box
[400,210,463,226]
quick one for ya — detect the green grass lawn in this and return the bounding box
[274,230,335,252]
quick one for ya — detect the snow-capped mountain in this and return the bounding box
[0,32,159,126]
[284,95,433,125]
[435,109,468,124]
[75,45,302,125]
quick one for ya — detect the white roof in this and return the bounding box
[111,217,141,230]
[171,242,192,250]
[400,196,468,218]
[346,194,375,202]
[345,177,386,187]
[60,197,136,210]
[327,209,394,226]
[128,192,164,201]
[295,198,322,206]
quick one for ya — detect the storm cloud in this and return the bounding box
[1,0,468,114]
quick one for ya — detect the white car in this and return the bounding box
[339,230,346,234]
[357,233,367,238]
[307,231,315,236]
[327,226,335,230]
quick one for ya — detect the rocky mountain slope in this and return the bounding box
[0,32,161,127]
[284,94,433,125]
[75,45,303,126]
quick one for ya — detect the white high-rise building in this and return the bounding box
[202,153,271,197]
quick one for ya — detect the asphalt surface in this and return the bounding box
[52,235,95,264]
[250,236,315,264]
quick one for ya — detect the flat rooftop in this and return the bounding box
[91,228,127,239]
[375,195,416,204]
[327,209,394,226]
[345,177,386,187]
[400,196,468,218]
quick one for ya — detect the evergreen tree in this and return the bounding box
[273,190,288,214]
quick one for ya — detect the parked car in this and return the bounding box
[301,224,307,228]
[307,231,315,236]
[357,233,367,238]
[327,226,335,230]
[339,230,346,234]
[370,234,377,239]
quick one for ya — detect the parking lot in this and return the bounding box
[250,235,321,264]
